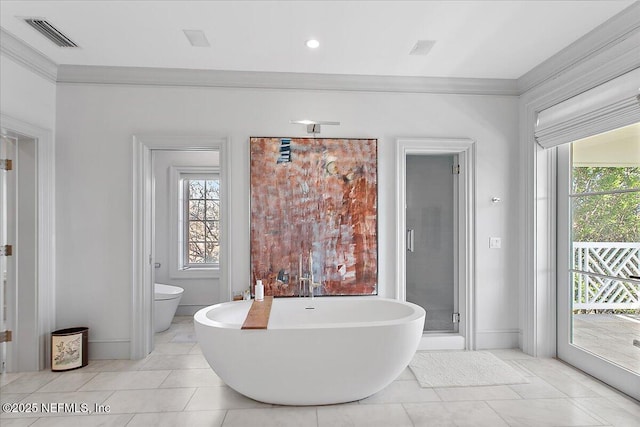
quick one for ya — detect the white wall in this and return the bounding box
[152,150,220,316]
[55,83,520,358]
[0,54,56,130]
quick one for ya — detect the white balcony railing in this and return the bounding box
[572,242,640,310]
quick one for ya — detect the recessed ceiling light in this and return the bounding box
[306,39,320,49]
[183,30,210,47]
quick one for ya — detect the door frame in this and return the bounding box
[395,137,476,350]
[131,135,230,359]
[0,113,55,371]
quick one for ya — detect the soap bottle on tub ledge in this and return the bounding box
[255,279,264,301]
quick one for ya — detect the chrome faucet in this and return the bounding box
[308,279,321,300]
[299,250,321,298]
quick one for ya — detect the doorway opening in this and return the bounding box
[396,138,475,350]
[0,115,54,373]
[150,150,221,349]
[132,136,230,359]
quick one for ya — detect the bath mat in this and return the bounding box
[409,351,528,388]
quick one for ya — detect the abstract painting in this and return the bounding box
[250,137,377,297]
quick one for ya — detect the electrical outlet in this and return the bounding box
[489,237,502,249]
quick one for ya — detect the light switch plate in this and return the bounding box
[489,237,501,249]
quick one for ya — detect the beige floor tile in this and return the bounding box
[0,419,38,426]
[185,386,270,411]
[30,414,134,426]
[513,360,601,397]
[572,397,640,427]
[188,345,203,355]
[128,410,226,427]
[223,407,317,427]
[603,393,640,417]
[138,354,209,370]
[508,377,567,399]
[78,370,171,391]
[487,398,603,426]
[159,368,225,388]
[80,360,114,372]
[404,401,510,427]
[82,359,148,372]
[0,373,60,394]
[36,372,98,393]
[536,373,602,398]
[0,373,25,388]
[151,343,196,355]
[153,331,176,344]
[169,332,198,343]
[317,403,412,427]
[102,388,196,413]
[504,360,536,377]
[359,380,440,404]
[1,393,30,404]
[434,385,521,401]
[161,323,194,335]
[394,367,416,381]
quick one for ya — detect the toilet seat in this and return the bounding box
[155,283,183,300]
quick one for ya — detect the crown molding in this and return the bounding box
[6,0,636,98]
[0,27,58,82]
[518,1,640,94]
[56,64,519,96]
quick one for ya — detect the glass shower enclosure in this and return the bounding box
[406,154,458,332]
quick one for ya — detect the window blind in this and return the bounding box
[534,68,640,149]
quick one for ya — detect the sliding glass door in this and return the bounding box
[557,123,640,399]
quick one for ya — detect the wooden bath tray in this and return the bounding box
[241,296,273,329]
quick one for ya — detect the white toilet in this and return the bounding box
[154,283,184,333]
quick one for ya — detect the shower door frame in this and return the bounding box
[395,137,476,350]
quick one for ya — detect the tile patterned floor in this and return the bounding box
[1,316,638,426]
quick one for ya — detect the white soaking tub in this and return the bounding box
[194,297,425,405]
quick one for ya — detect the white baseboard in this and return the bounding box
[476,330,520,349]
[88,340,130,360]
[418,334,466,350]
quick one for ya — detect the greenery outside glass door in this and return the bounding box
[557,123,640,399]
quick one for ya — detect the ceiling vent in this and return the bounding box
[183,30,210,47]
[23,18,78,47]
[409,40,436,56]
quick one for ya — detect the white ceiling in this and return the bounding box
[0,1,635,80]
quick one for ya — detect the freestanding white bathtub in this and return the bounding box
[194,297,425,405]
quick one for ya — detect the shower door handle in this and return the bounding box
[407,229,415,252]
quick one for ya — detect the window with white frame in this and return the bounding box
[181,174,220,269]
